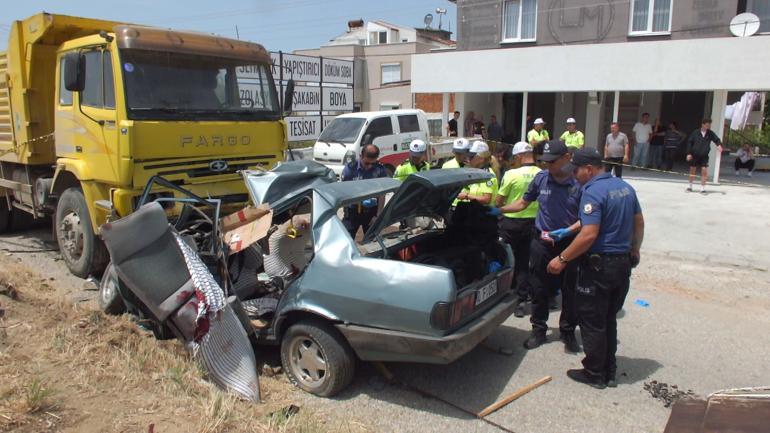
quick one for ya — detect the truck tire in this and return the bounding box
[281,319,356,397]
[0,199,10,233]
[55,187,109,278]
[99,262,127,315]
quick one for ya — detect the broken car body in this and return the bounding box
[100,161,516,397]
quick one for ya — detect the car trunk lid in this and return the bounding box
[362,168,493,244]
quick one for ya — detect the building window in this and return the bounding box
[381,63,401,85]
[369,31,388,45]
[748,0,770,33]
[629,0,672,35]
[502,0,537,42]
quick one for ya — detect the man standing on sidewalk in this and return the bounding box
[494,140,582,353]
[560,118,585,151]
[496,142,541,318]
[632,113,652,169]
[686,118,722,194]
[546,147,644,389]
[604,122,630,178]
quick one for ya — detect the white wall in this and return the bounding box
[413,36,770,93]
[459,93,503,136]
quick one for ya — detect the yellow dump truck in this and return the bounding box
[0,13,292,277]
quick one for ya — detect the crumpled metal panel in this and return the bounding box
[174,232,260,402]
[196,305,260,402]
[242,160,336,214]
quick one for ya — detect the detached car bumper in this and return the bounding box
[335,293,516,364]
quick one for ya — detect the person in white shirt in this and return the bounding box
[735,143,755,177]
[631,113,653,169]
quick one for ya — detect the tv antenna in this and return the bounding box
[436,8,447,30]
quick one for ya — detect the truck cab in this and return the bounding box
[0,14,290,278]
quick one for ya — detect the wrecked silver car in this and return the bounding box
[100,161,516,398]
[245,161,516,396]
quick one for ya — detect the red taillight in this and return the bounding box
[431,292,477,330]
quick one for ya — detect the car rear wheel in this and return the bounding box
[55,187,109,278]
[281,319,355,397]
[99,262,127,315]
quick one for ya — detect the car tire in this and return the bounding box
[281,319,356,397]
[55,187,109,278]
[0,199,10,233]
[99,262,127,315]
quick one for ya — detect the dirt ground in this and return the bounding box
[0,256,369,433]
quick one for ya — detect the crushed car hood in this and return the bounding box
[362,168,493,243]
[242,160,336,213]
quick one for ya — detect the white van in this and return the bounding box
[312,109,430,176]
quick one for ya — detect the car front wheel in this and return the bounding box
[280,319,355,397]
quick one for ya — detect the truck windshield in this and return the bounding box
[120,49,279,120]
[318,118,365,143]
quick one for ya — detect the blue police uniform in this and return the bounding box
[575,172,642,383]
[341,160,388,238]
[522,170,582,341]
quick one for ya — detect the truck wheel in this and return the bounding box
[281,319,356,397]
[55,187,109,278]
[99,262,127,315]
[0,199,10,233]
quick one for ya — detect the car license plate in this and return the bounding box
[475,280,498,306]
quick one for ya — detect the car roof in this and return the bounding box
[333,109,425,120]
[314,177,401,210]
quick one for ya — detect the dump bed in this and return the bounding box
[0,13,121,165]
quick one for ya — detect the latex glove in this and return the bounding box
[486,207,502,217]
[362,198,378,208]
[548,227,573,242]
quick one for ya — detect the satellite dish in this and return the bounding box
[730,13,760,37]
[424,13,434,28]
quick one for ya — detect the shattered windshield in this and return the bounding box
[120,49,279,120]
[318,118,365,143]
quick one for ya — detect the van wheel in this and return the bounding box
[281,320,355,397]
[0,199,10,233]
[99,262,127,315]
[55,188,109,278]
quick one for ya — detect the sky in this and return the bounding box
[0,0,457,52]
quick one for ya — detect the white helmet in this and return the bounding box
[452,138,471,153]
[469,140,489,154]
[409,139,427,154]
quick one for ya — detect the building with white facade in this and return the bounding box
[412,0,770,179]
[295,19,456,136]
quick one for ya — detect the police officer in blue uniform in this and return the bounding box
[495,140,582,353]
[547,147,645,389]
[340,144,389,238]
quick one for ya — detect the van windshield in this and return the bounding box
[318,118,365,143]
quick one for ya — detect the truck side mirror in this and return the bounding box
[63,52,85,92]
[283,79,295,115]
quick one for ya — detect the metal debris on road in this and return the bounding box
[644,380,695,407]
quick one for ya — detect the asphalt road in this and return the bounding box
[2,173,769,433]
